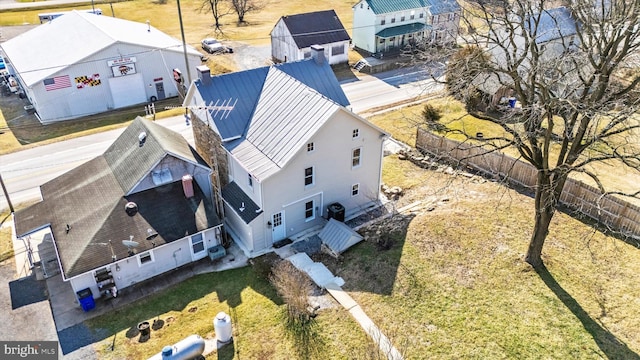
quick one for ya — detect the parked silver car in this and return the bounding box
[201,38,232,54]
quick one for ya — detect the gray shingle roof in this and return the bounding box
[104,116,208,194]
[14,118,220,278]
[280,10,351,49]
[364,0,430,14]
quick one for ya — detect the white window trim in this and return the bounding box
[191,233,205,256]
[307,142,315,153]
[304,166,315,188]
[352,147,363,169]
[352,128,360,139]
[352,183,360,197]
[137,250,155,266]
[304,200,315,222]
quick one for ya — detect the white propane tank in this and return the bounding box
[213,312,233,343]
[147,334,205,360]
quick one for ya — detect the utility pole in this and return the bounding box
[176,0,192,86]
[0,173,14,213]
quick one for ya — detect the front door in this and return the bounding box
[272,211,285,241]
[155,82,166,100]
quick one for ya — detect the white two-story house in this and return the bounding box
[184,47,388,257]
[352,0,461,55]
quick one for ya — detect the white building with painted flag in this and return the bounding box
[0,11,202,123]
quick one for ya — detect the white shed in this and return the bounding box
[270,10,351,65]
[0,11,202,123]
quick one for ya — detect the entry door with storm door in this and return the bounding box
[271,211,286,242]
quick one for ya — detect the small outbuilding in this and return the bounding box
[0,11,202,123]
[270,9,351,65]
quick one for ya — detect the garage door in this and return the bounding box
[108,73,146,108]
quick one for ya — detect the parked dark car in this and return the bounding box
[201,38,233,54]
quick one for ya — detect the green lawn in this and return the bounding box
[87,266,373,360]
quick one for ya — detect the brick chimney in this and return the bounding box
[197,65,212,86]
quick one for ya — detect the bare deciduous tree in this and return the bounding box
[199,0,233,31]
[230,0,266,23]
[431,0,640,267]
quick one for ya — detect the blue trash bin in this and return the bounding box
[77,288,95,312]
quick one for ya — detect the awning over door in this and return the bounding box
[376,23,431,38]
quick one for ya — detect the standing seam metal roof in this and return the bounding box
[194,58,349,143]
[233,67,341,181]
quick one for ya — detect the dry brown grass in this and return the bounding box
[320,156,640,359]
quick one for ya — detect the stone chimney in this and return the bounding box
[197,65,212,86]
[310,45,325,65]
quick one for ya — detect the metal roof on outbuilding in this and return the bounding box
[0,11,200,86]
[279,10,351,49]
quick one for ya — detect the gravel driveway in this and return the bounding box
[229,42,272,70]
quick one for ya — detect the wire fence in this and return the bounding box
[415,128,640,242]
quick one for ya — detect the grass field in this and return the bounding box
[86,265,373,360]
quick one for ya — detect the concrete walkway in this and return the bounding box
[285,252,404,360]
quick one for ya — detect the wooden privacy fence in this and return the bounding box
[416,128,640,241]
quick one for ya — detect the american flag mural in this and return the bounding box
[43,75,71,91]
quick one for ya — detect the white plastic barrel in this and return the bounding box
[213,312,233,343]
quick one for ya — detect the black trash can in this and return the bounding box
[76,288,95,312]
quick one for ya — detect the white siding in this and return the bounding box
[228,156,263,207]
[29,42,201,122]
[271,19,303,63]
[67,230,221,298]
[352,0,378,52]
[260,109,384,243]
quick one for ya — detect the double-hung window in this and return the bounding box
[352,148,362,168]
[304,167,314,186]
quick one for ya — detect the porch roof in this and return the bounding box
[221,181,263,224]
[376,22,430,38]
